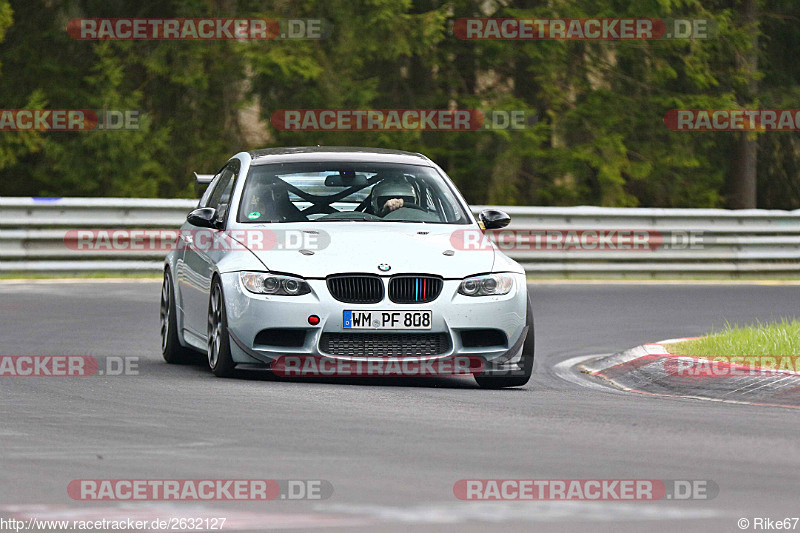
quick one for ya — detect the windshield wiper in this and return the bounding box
[315,218,379,222]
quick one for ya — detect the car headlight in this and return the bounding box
[240,272,311,296]
[458,273,514,296]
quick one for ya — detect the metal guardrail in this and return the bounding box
[2,197,800,277]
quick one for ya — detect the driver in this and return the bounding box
[370,177,419,216]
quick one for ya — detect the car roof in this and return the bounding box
[248,146,434,166]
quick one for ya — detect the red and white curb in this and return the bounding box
[575,339,800,410]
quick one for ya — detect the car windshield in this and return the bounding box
[237,162,470,224]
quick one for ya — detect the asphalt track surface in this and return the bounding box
[1,281,800,532]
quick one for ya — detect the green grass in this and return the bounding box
[666,319,800,369]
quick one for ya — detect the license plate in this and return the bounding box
[343,310,432,330]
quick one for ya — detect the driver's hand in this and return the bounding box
[383,198,404,212]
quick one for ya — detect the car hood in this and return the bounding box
[241,222,497,278]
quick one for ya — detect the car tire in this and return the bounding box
[474,292,534,389]
[160,269,198,364]
[207,277,237,378]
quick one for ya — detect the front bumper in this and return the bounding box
[220,271,528,372]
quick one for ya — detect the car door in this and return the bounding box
[179,160,240,339]
[174,168,221,324]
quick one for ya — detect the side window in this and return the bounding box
[199,171,223,208]
[203,160,241,217]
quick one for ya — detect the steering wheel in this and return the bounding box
[386,201,426,213]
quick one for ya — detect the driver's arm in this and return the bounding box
[382,198,404,212]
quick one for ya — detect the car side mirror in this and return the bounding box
[479,209,511,230]
[187,207,219,229]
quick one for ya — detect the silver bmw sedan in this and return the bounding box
[161,147,533,388]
